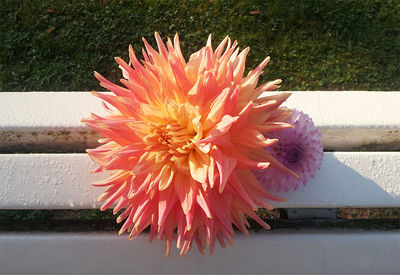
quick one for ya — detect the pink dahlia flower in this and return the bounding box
[82,33,296,257]
[255,109,323,192]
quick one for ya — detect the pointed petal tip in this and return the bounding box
[257,162,270,169]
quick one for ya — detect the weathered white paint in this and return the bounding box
[1,231,399,275]
[274,91,400,129]
[271,151,400,208]
[277,91,400,151]
[0,92,399,151]
[1,152,399,209]
[0,92,105,152]
[0,92,106,129]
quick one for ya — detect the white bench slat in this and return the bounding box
[1,91,399,151]
[1,152,399,209]
[1,231,399,274]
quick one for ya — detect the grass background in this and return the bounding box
[1,0,400,91]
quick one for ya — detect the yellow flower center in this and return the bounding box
[148,122,195,157]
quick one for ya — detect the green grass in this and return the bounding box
[1,209,399,231]
[1,0,400,91]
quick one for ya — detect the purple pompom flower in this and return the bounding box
[255,109,324,192]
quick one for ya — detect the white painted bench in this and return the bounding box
[0,92,399,274]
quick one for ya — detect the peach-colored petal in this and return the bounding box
[83,33,293,257]
[189,150,209,184]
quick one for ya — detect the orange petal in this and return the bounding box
[158,164,175,191]
[188,149,209,184]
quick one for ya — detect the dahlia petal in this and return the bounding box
[233,127,278,148]
[173,34,186,66]
[238,56,271,102]
[169,56,192,92]
[233,47,249,81]
[196,190,212,218]
[91,91,140,118]
[129,44,149,75]
[187,75,204,104]
[254,122,294,133]
[128,174,151,199]
[175,173,197,214]
[158,185,178,226]
[142,37,162,64]
[228,174,257,211]
[253,148,299,179]
[202,87,231,130]
[130,198,152,226]
[201,71,219,104]
[199,47,214,73]
[92,170,130,187]
[102,154,138,171]
[83,121,132,146]
[245,209,271,230]
[235,169,286,202]
[191,116,203,140]
[250,96,292,125]
[85,33,295,257]
[214,35,229,58]
[251,79,283,101]
[208,155,216,188]
[224,87,239,115]
[256,109,324,192]
[100,181,127,211]
[184,208,196,232]
[254,92,292,106]
[86,141,120,166]
[118,206,135,234]
[158,164,175,191]
[189,150,209,184]
[120,78,148,103]
[199,114,238,143]
[212,149,237,193]
[206,34,213,50]
[154,32,169,59]
[94,71,132,98]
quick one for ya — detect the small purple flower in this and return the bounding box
[256,109,324,192]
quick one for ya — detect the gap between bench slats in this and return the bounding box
[0,152,399,209]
